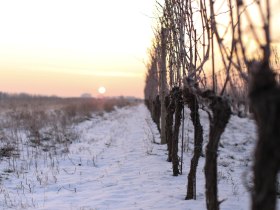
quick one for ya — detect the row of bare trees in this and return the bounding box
[144,0,279,209]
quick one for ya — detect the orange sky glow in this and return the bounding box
[0,1,279,98]
[0,0,157,98]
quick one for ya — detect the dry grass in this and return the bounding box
[0,94,141,158]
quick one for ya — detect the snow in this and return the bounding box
[0,103,278,210]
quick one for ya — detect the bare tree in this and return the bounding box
[234,1,280,209]
[144,42,160,131]
[184,82,204,200]
[165,88,175,162]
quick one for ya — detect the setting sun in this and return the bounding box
[98,86,106,95]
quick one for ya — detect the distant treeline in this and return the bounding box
[0,91,141,101]
[0,91,142,115]
[0,92,60,100]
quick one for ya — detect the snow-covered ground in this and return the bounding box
[0,103,278,210]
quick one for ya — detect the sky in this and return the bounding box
[0,0,157,98]
[0,1,279,98]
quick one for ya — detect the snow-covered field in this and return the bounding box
[0,103,278,210]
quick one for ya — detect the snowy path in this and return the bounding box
[44,104,190,210]
[65,104,177,210]
[0,104,187,210]
[64,104,189,210]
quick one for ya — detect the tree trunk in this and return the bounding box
[151,95,161,132]
[165,89,176,162]
[204,95,231,210]
[249,61,280,210]
[184,87,204,200]
[154,95,161,132]
[159,28,168,144]
[172,88,183,176]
